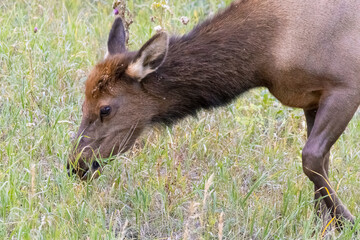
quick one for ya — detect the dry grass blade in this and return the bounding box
[218,211,224,240]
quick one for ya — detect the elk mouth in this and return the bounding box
[67,124,142,180]
[80,168,90,180]
[67,162,88,179]
[66,160,102,181]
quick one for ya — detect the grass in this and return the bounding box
[1,0,360,239]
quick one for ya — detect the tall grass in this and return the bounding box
[1,0,359,239]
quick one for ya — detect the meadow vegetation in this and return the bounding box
[1,0,360,239]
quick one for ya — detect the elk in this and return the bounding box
[69,0,360,228]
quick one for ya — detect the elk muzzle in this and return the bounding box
[67,156,103,181]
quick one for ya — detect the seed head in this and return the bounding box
[180,16,189,25]
[154,25,162,33]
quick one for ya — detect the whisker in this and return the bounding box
[118,121,139,153]
[119,123,137,152]
[117,126,133,153]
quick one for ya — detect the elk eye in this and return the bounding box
[100,106,111,117]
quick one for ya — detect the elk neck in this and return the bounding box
[142,1,281,125]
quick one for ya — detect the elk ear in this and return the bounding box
[107,17,126,56]
[126,32,169,81]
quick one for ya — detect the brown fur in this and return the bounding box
[69,0,360,227]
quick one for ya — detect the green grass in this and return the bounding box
[1,0,360,239]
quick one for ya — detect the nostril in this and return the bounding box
[91,161,100,170]
[92,161,100,170]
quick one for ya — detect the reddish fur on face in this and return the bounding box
[85,55,130,100]
[82,54,135,118]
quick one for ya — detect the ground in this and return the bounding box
[1,0,360,239]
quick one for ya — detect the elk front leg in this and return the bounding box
[302,91,358,227]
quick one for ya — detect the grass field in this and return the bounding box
[1,0,360,239]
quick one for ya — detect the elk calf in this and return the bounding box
[69,0,360,228]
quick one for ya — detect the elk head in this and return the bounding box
[68,18,169,180]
